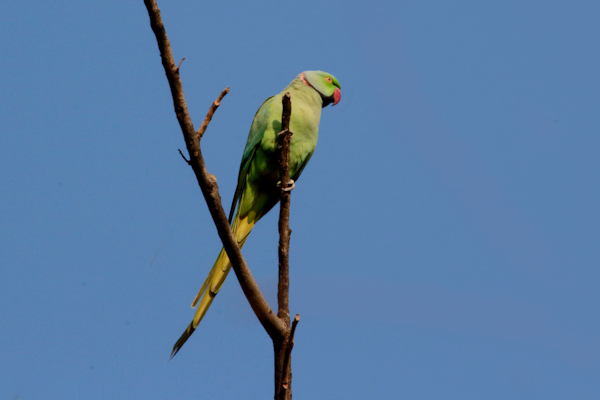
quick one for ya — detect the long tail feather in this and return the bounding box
[171,321,195,358]
[171,214,255,356]
[191,249,229,308]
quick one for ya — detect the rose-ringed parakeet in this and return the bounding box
[171,71,341,357]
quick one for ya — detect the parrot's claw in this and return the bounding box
[277,179,295,192]
[284,180,295,192]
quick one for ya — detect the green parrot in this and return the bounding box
[171,70,341,357]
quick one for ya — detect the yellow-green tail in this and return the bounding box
[171,215,255,358]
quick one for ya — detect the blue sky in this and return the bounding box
[2,0,599,398]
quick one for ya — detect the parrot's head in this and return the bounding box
[300,71,341,107]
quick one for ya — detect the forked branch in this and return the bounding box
[143,0,286,339]
[144,2,303,398]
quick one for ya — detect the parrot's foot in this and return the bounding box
[277,129,294,139]
[277,179,295,192]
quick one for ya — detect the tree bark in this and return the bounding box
[275,93,293,400]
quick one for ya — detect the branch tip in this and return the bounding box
[290,313,300,340]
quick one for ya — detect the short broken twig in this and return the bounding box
[281,314,300,390]
[176,57,185,72]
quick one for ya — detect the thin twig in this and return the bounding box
[143,0,286,340]
[178,148,190,164]
[197,87,230,139]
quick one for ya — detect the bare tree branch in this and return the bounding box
[274,93,296,400]
[277,92,293,325]
[143,0,286,340]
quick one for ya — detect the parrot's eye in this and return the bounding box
[325,76,332,83]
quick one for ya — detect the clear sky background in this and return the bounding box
[2,0,599,399]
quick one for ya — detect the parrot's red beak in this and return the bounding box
[333,87,341,106]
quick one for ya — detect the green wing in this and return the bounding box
[291,152,313,182]
[228,95,277,223]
